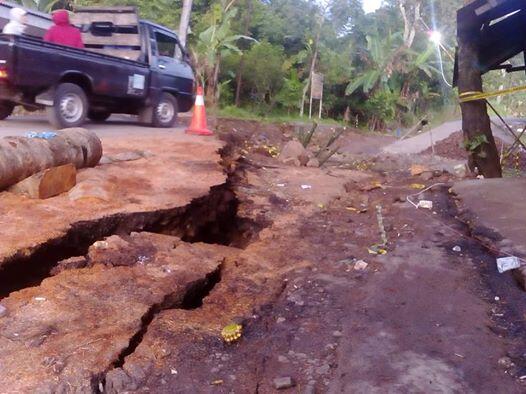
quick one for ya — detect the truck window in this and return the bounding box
[155,32,178,59]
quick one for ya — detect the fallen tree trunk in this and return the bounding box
[0,128,102,190]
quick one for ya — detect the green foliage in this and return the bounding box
[276,71,303,112]
[243,41,285,104]
[464,135,489,152]
[14,0,463,128]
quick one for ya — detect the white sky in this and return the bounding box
[362,0,382,14]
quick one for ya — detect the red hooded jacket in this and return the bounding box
[44,10,84,49]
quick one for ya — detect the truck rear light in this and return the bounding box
[0,68,7,79]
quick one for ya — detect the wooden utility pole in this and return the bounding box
[179,0,193,48]
[457,0,502,177]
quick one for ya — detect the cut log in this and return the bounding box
[8,164,77,199]
[0,128,102,190]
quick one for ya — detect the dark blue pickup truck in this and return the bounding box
[0,6,194,128]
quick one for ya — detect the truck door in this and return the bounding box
[150,28,193,95]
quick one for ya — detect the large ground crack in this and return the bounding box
[0,143,262,298]
[111,264,223,371]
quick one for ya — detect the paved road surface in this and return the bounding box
[0,114,187,138]
[383,118,521,155]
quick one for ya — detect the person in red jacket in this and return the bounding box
[44,10,84,49]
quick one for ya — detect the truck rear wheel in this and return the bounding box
[46,83,88,129]
[152,93,178,128]
[88,111,111,123]
[0,101,14,120]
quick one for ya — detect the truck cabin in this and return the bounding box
[0,4,190,66]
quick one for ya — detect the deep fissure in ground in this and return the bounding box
[0,143,260,297]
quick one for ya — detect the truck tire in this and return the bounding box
[88,111,111,123]
[152,93,178,128]
[46,83,88,129]
[0,101,14,120]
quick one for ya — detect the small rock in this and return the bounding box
[304,383,316,394]
[110,151,144,162]
[332,330,343,338]
[278,356,288,363]
[51,256,88,275]
[279,140,309,167]
[277,317,286,324]
[420,171,434,181]
[306,158,320,168]
[316,364,330,375]
[498,356,515,369]
[99,156,114,165]
[68,181,112,202]
[274,377,295,390]
[282,157,302,167]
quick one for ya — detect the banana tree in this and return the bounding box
[191,0,254,106]
[345,31,404,96]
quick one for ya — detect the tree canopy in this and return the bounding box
[18,0,473,128]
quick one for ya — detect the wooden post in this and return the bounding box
[457,1,502,178]
[178,0,193,48]
[318,89,323,119]
[309,91,313,119]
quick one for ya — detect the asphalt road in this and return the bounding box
[0,114,187,138]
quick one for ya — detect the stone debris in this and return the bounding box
[279,141,309,166]
[68,180,113,202]
[274,377,295,390]
[51,256,88,275]
[307,158,320,168]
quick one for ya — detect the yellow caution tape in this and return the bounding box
[459,84,526,103]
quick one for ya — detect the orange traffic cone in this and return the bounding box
[186,86,213,136]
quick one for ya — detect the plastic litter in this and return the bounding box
[354,260,368,271]
[221,323,243,343]
[25,131,58,140]
[452,246,462,252]
[497,256,521,273]
[301,184,312,190]
[368,245,387,255]
[417,200,433,209]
